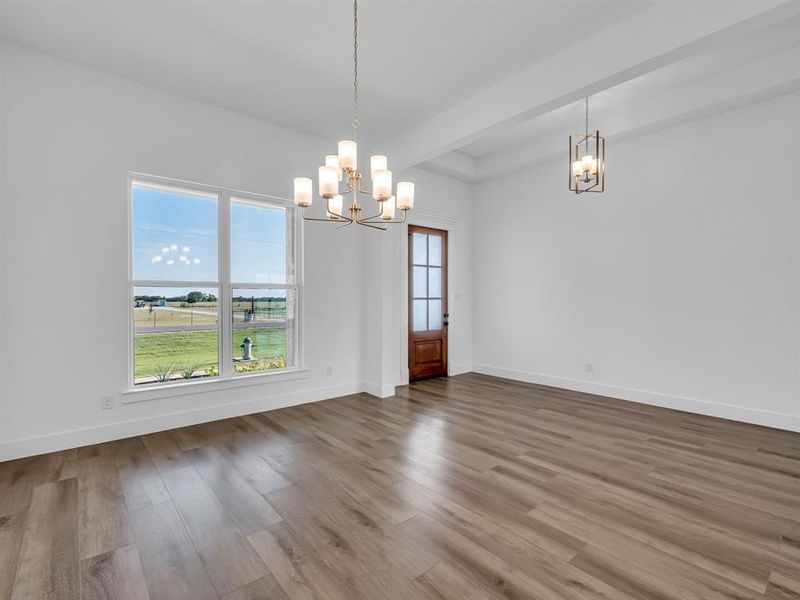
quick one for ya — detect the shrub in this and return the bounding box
[178,361,206,380]
[233,356,286,374]
[151,363,176,382]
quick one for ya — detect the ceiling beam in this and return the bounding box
[474,44,800,181]
[374,1,798,172]
[417,151,478,183]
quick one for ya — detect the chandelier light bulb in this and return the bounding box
[396,182,415,210]
[293,177,313,207]
[327,194,344,219]
[325,155,342,181]
[373,170,392,201]
[370,155,387,179]
[381,196,396,221]
[319,166,339,198]
[338,140,357,171]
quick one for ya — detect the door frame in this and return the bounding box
[398,213,455,386]
[407,225,448,381]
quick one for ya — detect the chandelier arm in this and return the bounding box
[358,221,388,231]
[356,208,385,222]
[300,206,353,223]
[358,209,408,225]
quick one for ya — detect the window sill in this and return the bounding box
[121,368,310,404]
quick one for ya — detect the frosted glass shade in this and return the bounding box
[294,177,312,207]
[327,194,343,218]
[370,155,387,179]
[396,181,414,210]
[325,155,342,180]
[381,196,396,221]
[581,155,595,175]
[338,140,357,171]
[373,170,392,201]
[319,166,338,198]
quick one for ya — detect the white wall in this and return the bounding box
[0,42,475,460]
[360,167,474,395]
[472,92,800,431]
[0,43,370,460]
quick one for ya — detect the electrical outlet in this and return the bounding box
[325,366,333,377]
[586,363,594,374]
[101,395,114,410]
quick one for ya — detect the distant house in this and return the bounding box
[134,300,146,308]
[156,299,167,307]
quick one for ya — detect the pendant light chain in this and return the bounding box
[585,96,589,138]
[352,0,359,142]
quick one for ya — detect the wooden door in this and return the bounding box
[408,225,448,381]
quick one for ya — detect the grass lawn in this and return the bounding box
[134,306,218,328]
[134,327,287,379]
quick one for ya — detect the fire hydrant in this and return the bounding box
[241,336,253,360]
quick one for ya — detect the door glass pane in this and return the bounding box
[413,299,427,331]
[428,235,442,266]
[133,286,219,385]
[231,199,287,284]
[412,233,428,265]
[428,299,442,330]
[428,267,441,299]
[232,288,294,374]
[413,266,427,298]
[131,183,218,282]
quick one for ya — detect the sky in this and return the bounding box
[132,184,287,297]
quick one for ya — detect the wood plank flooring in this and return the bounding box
[2,373,800,599]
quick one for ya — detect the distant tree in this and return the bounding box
[205,294,218,302]
[186,291,204,304]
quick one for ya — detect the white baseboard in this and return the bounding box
[362,381,396,398]
[449,362,473,376]
[472,364,800,433]
[0,381,363,462]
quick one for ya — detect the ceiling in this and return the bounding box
[0,0,643,147]
[459,13,800,159]
[1,1,798,181]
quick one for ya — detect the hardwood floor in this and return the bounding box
[2,373,800,599]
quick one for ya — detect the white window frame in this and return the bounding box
[125,172,304,398]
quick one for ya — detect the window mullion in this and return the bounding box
[219,190,233,378]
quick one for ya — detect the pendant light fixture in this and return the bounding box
[293,0,415,230]
[569,96,605,194]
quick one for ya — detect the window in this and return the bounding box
[411,231,444,331]
[129,176,299,387]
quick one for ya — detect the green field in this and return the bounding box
[134,327,287,380]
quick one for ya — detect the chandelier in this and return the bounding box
[569,96,605,194]
[293,0,415,230]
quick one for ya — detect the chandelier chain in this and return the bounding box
[352,0,359,140]
[585,96,589,138]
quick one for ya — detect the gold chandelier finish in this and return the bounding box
[293,0,415,230]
